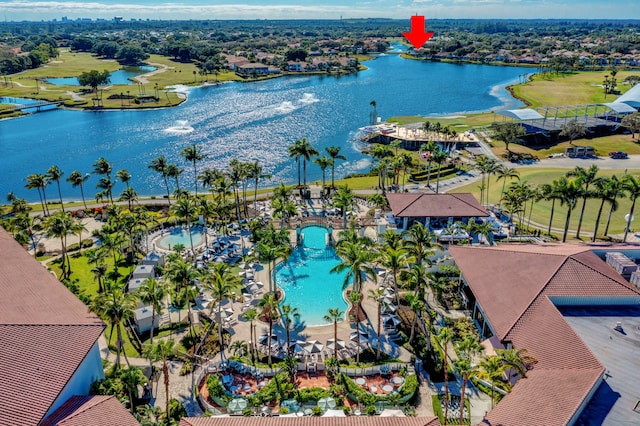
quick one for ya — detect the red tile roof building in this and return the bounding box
[386,193,488,219]
[449,244,640,426]
[0,228,108,425]
[40,395,139,426]
[180,417,441,426]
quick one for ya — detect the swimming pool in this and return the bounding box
[275,226,349,326]
[155,227,204,251]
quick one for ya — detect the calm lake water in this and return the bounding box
[0,52,524,202]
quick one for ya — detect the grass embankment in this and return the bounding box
[0,50,242,109]
[449,168,640,238]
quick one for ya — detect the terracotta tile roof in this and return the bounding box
[0,228,105,426]
[449,244,640,426]
[386,193,488,218]
[180,418,440,426]
[40,395,139,426]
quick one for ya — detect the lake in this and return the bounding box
[0,53,524,202]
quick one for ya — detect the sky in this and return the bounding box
[0,0,639,21]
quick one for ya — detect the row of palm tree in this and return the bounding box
[500,164,640,242]
[288,138,346,194]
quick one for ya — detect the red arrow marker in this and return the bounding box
[402,16,434,49]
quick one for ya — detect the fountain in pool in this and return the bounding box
[164,119,194,134]
[299,93,319,104]
[275,101,296,113]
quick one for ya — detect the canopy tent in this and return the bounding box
[615,83,640,108]
[603,102,638,113]
[497,109,545,120]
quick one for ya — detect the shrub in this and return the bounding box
[168,398,187,422]
[366,405,377,416]
[296,387,330,403]
[398,374,419,399]
[312,406,323,416]
[206,374,226,400]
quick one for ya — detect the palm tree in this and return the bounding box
[258,293,280,366]
[567,164,599,239]
[43,211,83,280]
[288,139,304,189]
[591,177,611,242]
[25,173,50,216]
[297,137,319,190]
[332,185,356,229]
[420,140,439,186]
[478,355,506,409]
[325,145,346,192]
[119,186,138,211]
[540,180,563,236]
[201,262,238,358]
[170,196,198,256]
[623,174,640,242]
[379,245,413,305]
[313,155,333,195]
[119,366,147,413]
[495,164,519,207]
[604,175,626,237]
[46,165,65,212]
[137,278,167,344]
[92,157,114,204]
[180,143,206,196]
[67,170,90,209]
[243,308,258,363]
[404,222,441,266]
[92,284,136,369]
[254,239,291,293]
[331,240,377,294]
[323,307,344,360]
[271,196,297,229]
[165,164,184,196]
[228,158,245,219]
[368,287,385,361]
[164,257,199,337]
[144,339,176,419]
[116,168,132,188]
[347,290,362,363]
[280,304,299,355]
[475,156,498,206]
[497,347,537,382]
[247,160,271,216]
[149,156,172,205]
[438,326,453,423]
[557,177,582,242]
[452,358,473,426]
[432,151,449,193]
[405,293,424,345]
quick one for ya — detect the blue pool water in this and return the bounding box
[45,66,156,86]
[275,226,349,326]
[155,227,203,250]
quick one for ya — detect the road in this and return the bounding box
[517,154,640,170]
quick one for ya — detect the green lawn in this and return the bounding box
[450,168,640,239]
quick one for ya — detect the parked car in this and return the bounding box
[609,151,628,159]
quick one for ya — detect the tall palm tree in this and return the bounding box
[144,339,176,419]
[404,222,441,266]
[332,185,356,229]
[119,186,138,211]
[331,240,377,294]
[116,169,132,188]
[25,173,50,216]
[228,158,245,219]
[325,145,346,192]
[557,177,582,242]
[420,140,439,186]
[247,160,271,216]
[323,307,344,360]
[452,357,474,426]
[496,165,519,206]
[254,239,291,293]
[92,284,136,369]
[280,304,299,355]
[92,157,114,204]
[347,290,362,363]
[568,165,599,239]
[432,151,449,193]
[243,308,258,363]
[46,165,65,212]
[297,137,319,190]
[288,139,304,189]
[271,196,297,229]
[604,175,626,237]
[170,196,198,256]
[166,164,184,196]
[201,262,239,358]
[540,180,562,236]
[438,326,454,423]
[119,366,147,413]
[43,211,82,280]
[149,155,172,205]
[591,176,611,242]
[368,287,385,361]
[164,257,199,337]
[454,334,482,425]
[475,156,499,206]
[137,278,167,344]
[405,293,424,345]
[478,355,506,409]
[497,347,537,382]
[379,245,413,305]
[180,143,206,196]
[67,170,90,209]
[313,155,333,195]
[623,174,640,242]
[258,293,280,366]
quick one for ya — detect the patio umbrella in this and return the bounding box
[326,338,346,351]
[350,331,369,342]
[291,340,307,355]
[304,340,324,354]
[382,303,397,314]
[213,307,234,319]
[228,398,248,412]
[246,283,262,293]
[258,333,278,345]
[382,313,402,327]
